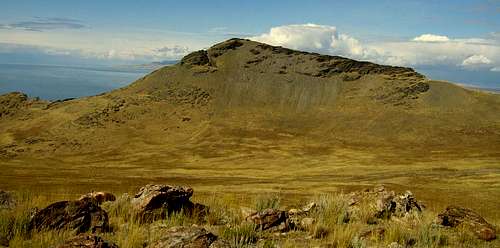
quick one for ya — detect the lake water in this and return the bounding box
[0,63,150,100]
[1,63,498,101]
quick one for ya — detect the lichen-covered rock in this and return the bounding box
[28,199,109,233]
[149,226,218,248]
[437,205,496,241]
[57,234,118,248]
[246,208,288,230]
[348,186,424,220]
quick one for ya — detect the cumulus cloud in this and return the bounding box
[251,24,371,59]
[0,17,86,31]
[491,67,500,72]
[413,34,450,42]
[250,24,500,73]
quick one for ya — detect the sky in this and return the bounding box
[1,0,499,88]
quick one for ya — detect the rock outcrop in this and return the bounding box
[131,184,207,222]
[437,205,496,241]
[348,186,424,221]
[57,234,118,248]
[246,208,288,230]
[28,199,109,233]
[149,226,218,248]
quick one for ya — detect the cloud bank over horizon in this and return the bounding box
[0,19,499,89]
[250,24,500,73]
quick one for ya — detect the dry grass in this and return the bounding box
[0,185,498,247]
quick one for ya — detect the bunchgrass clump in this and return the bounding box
[254,193,281,211]
[220,223,259,248]
[313,193,350,227]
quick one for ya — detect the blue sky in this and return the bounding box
[1,0,499,88]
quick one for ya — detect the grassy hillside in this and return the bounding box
[0,38,499,222]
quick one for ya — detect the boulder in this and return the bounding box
[348,186,423,220]
[57,234,118,248]
[287,202,317,230]
[246,208,288,230]
[0,190,16,210]
[132,184,193,218]
[149,226,218,248]
[437,205,496,241]
[28,199,109,233]
[79,192,116,205]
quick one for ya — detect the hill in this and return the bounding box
[0,38,499,219]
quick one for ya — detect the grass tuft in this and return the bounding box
[220,223,259,248]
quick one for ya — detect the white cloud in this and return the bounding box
[251,24,371,59]
[250,24,500,72]
[461,54,492,66]
[413,34,450,42]
[491,67,500,72]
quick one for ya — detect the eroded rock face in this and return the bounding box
[131,184,206,222]
[246,208,288,230]
[437,206,496,241]
[28,199,109,233]
[149,226,218,248]
[0,190,16,210]
[57,233,118,248]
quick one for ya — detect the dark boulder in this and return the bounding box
[57,233,118,248]
[28,199,109,233]
[437,205,496,241]
[131,184,204,222]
